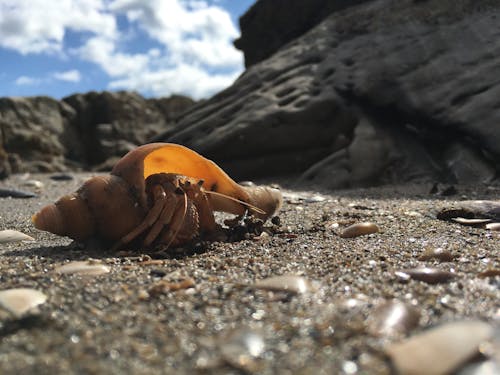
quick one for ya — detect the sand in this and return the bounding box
[0,173,498,374]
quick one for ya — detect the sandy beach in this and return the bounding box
[0,173,498,374]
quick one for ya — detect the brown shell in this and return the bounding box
[32,143,282,244]
[111,143,250,210]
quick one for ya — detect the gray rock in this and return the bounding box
[156,0,500,188]
[234,0,371,67]
[0,96,73,173]
[0,92,195,176]
[63,91,194,167]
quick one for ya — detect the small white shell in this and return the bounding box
[254,275,317,294]
[452,217,492,226]
[22,180,44,189]
[340,222,379,238]
[0,288,47,317]
[54,261,110,276]
[486,222,500,231]
[0,229,35,244]
[386,321,493,375]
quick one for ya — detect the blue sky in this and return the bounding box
[0,0,254,100]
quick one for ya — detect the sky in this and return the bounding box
[0,0,255,100]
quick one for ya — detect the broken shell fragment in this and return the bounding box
[254,275,317,294]
[451,217,492,226]
[54,261,110,276]
[486,223,500,231]
[340,222,379,238]
[0,229,35,244]
[437,200,500,221]
[418,247,454,262]
[396,267,456,284]
[0,288,47,317]
[386,321,493,375]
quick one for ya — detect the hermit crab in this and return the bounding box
[32,143,282,249]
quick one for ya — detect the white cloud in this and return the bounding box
[108,63,240,99]
[15,75,41,85]
[0,0,116,55]
[53,69,81,82]
[1,0,244,99]
[109,0,241,68]
[15,70,82,86]
[76,36,150,77]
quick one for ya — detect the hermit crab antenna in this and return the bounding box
[204,190,266,215]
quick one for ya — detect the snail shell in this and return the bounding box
[33,143,282,244]
[33,175,145,241]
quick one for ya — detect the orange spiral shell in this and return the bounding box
[32,143,282,245]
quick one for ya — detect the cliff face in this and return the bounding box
[155,0,500,187]
[2,0,499,188]
[234,0,371,68]
[0,92,194,176]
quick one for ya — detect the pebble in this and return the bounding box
[305,195,326,203]
[418,247,454,262]
[0,288,48,317]
[21,180,44,189]
[477,269,500,278]
[219,328,265,372]
[386,321,493,375]
[50,173,74,181]
[148,278,196,296]
[0,229,35,243]
[367,299,420,338]
[485,223,500,231]
[0,188,37,198]
[254,275,317,294]
[340,222,379,238]
[54,261,110,276]
[395,267,456,284]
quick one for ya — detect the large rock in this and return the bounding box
[234,0,371,68]
[156,0,500,187]
[63,91,194,167]
[0,96,73,173]
[0,92,194,175]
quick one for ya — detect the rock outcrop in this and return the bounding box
[156,0,500,188]
[0,92,194,175]
[0,96,73,175]
[2,0,499,189]
[234,0,371,68]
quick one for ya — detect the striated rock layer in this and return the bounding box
[156,0,500,188]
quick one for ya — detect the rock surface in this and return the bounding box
[2,0,500,189]
[234,0,371,67]
[156,0,500,188]
[0,96,74,174]
[0,92,194,175]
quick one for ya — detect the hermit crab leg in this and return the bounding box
[162,190,189,249]
[110,185,168,250]
[143,190,182,246]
